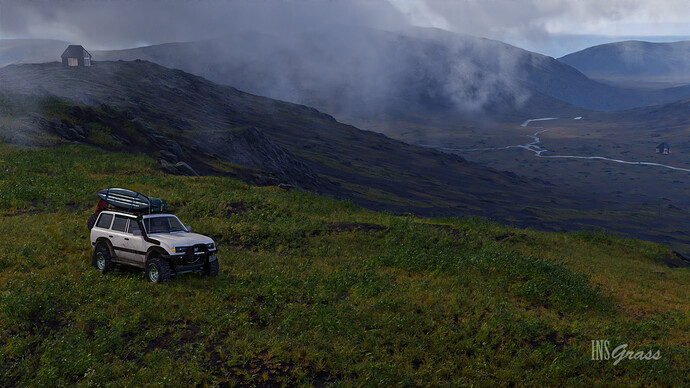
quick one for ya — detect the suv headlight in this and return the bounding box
[171,246,188,254]
[207,243,215,250]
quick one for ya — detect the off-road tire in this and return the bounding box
[146,258,171,283]
[93,243,114,273]
[87,212,99,230]
[204,258,219,277]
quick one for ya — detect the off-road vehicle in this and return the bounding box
[88,190,218,282]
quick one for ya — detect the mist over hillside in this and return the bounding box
[5,28,690,130]
[89,28,690,127]
[0,39,67,66]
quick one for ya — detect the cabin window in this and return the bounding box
[84,57,91,66]
[68,58,78,66]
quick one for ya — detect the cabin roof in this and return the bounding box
[61,45,91,59]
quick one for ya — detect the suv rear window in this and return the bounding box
[96,213,113,229]
[111,215,129,232]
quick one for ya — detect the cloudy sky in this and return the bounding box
[1,0,689,57]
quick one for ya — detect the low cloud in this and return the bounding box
[1,0,685,117]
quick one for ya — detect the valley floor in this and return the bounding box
[400,115,690,255]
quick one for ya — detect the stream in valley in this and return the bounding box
[433,117,690,173]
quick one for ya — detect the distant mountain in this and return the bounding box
[0,38,68,67]
[0,60,576,220]
[91,28,690,119]
[559,40,690,88]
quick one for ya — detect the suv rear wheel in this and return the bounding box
[146,258,171,283]
[93,244,113,273]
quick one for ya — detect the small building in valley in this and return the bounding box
[656,142,670,155]
[61,45,92,67]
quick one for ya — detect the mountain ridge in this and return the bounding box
[92,28,690,116]
[559,40,690,88]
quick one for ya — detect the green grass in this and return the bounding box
[0,143,688,386]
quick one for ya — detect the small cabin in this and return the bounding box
[61,45,92,67]
[656,142,670,155]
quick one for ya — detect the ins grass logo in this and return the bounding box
[591,340,662,365]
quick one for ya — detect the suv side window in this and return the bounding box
[111,215,129,232]
[127,219,141,234]
[96,213,113,229]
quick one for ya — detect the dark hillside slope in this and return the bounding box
[0,60,580,222]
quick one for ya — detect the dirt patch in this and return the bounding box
[427,224,475,240]
[328,222,387,233]
[4,208,42,217]
[224,201,248,216]
[208,349,341,387]
[26,309,67,336]
[210,233,262,250]
[662,251,690,268]
[494,232,516,242]
[65,200,92,213]
[141,323,202,355]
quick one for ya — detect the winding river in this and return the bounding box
[434,117,690,173]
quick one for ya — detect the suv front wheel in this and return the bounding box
[204,258,219,277]
[93,244,114,273]
[146,258,171,283]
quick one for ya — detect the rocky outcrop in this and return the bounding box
[158,159,200,177]
[131,118,186,161]
[34,115,87,142]
[200,126,323,189]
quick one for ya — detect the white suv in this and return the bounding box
[90,210,219,282]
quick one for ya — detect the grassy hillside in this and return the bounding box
[0,142,688,386]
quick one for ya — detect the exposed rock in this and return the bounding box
[132,118,186,160]
[158,158,177,175]
[157,159,199,177]
[175,161,199,177]
[159,149,178,163]
[111,134,131,145]
[36,116,87,142]
[66,105,102,123]
[199,126,322,189]
[278,183,295,191]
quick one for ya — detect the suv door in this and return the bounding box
[109,215,132,259]
[122,219,147,264]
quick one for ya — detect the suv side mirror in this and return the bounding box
[185,225,192,232]
[133,230,142,236]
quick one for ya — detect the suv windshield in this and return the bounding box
[143,216,186,234]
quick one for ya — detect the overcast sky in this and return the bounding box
[1,0,689,57]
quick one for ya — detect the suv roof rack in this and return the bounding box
[98,188,168,213]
